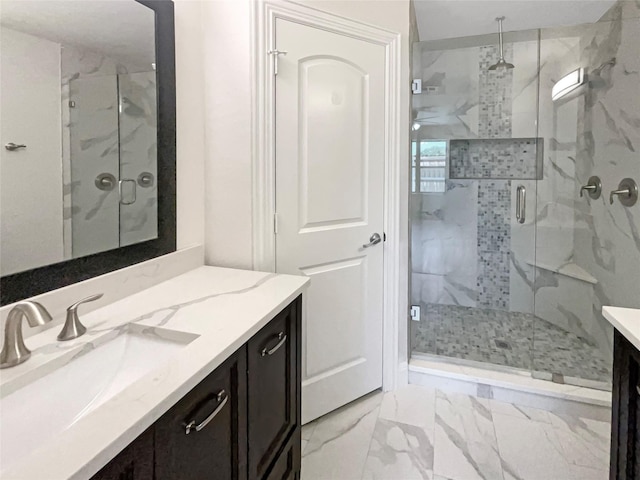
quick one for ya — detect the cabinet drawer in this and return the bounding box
[155,347,247,480]
[92,427,154,480]
[248,297,300,479]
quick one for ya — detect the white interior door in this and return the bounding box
[274,18,386,424]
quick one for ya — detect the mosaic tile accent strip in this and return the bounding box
[449,138,543,179]
[479,45,513,138]
[410,303,612,382]
[477,181,511,309]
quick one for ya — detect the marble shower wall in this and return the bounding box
[411,37,539,313]
[62,44,157,258]
[534,2,640,363]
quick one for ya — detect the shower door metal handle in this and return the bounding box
[118,179,137,205]
[516,185,526,224]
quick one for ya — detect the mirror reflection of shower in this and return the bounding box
[488,16,515,70]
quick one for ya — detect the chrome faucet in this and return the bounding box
[0,302,53,369]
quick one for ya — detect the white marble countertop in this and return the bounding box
[603,306,640,351]
[0,266,309,479]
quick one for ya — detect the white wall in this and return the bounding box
[0,27,64,276]
[175,0,206,250]
[202,0,254,269]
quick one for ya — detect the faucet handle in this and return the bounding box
[57,293,104,341]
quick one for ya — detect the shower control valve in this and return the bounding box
[579,176,602,200]
[609,178,638,207]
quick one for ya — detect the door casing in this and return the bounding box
[251,0,406,393]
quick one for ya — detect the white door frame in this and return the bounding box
[251,0,404,392]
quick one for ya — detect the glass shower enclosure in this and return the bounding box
[410,2,640,389]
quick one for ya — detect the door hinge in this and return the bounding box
[383,232,387,242]
[273,213,279,234]
[410,305,421,321]
[411,79,422,95]
[268,49,288,76]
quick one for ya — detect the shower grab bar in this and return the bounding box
[516,185,526,224]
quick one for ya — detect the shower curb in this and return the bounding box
[409,356,612,422]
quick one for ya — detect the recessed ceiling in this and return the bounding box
[414,0,617,41]
[0,0,155,68]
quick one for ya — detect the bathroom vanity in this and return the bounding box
[95,294,301,480]
[0,267,309,479]
[604,307,640,479]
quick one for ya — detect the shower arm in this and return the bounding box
[497,16,505,61]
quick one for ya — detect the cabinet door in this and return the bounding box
[155,347,247,480]
[248,297,301,479]
[91,427,154,480]
[263,435,301,480]
[611,331,640,480]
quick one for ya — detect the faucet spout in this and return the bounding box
[0,302,53,369]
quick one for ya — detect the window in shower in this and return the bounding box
[411,140,447,193]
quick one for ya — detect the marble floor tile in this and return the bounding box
[379,385,436,430]
[433,390,504,480]
[546,413,610,471]
[302,392,382,480]
[362,418,434,480]
[489,399,552,424]
[492,412,577,480]
[300,384,610,480]
[302,420,318,454]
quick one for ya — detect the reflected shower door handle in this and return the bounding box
[118,179,137,205]
[516,185,526,224]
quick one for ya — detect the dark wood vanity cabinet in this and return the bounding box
[93,427,155,480]
[610,330,640,479]
[92,296,301,480]
[155,348,248,480]
[248,301,299,479]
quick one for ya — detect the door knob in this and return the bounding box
[609,178,638,206]
[362,233,382,249]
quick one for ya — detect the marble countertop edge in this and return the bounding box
[603,306,640,352]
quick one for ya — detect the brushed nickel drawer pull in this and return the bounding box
[184,389,228,435]
[636,385,640,396]
[261,332,287,357]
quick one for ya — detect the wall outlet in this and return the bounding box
[410,305,421,321]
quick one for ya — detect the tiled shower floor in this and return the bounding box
[411,304,612,383]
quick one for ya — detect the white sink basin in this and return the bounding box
[0,325,198,474]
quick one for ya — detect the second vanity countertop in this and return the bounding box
[0,266,309,480]
[603,306,640,351]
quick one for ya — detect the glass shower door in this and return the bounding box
[410,33,541,372]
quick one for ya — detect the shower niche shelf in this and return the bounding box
[449,137,543,180]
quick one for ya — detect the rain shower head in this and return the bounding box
[488,58,515,71]
[488,16,515,71]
